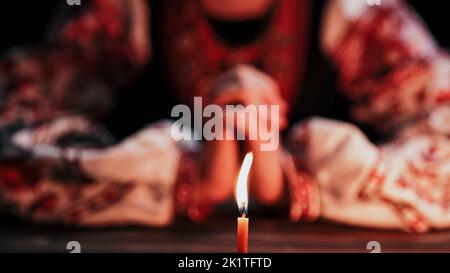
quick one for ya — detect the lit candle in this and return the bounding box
[235,152,253,253]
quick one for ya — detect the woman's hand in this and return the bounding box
[209,64,288,131]
[203,65,287,206]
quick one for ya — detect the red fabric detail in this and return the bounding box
[161,0,310,105]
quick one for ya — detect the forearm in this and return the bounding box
[199,138,239,204]
[247,139,284,205]
[288,112,450,232]
[0,119,181,227]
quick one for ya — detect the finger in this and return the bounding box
[211,87,244,106]
[262,93,289,123]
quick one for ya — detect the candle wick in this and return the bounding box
[242,212,246,218]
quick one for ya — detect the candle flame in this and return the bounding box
[235,152,253,214]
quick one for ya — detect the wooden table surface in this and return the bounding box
[1,212,450,253]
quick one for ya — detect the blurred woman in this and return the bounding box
[0,0,449,233]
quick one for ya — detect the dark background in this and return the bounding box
[0,0,448,141]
